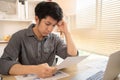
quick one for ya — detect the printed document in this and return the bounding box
[15,71,69,80]
[55,56,88,70]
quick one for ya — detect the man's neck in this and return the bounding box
[33,26,43,41]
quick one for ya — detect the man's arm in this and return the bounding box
[0,32,56,78]
[0,33,21,74]
[9,63,56,78]
[64,31,77,56]
[57,20,77,56]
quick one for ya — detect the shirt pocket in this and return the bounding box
[41,44,54,62]
[43,43,54,54]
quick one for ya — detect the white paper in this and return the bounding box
[15,71,69,80]
[85,54,108,71]
[71,68,102,80]
[15,74,37,80]
[55,56,88,70]
[40,71,69,80]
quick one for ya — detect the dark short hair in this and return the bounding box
[35,1,63,22]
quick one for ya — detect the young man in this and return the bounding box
[0,1,77,78]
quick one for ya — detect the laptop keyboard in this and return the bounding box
[86,71,104,80]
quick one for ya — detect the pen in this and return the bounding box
[52,58,58,66]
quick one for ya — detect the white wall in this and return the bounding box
[0,44,7,57]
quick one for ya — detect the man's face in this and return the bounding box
[36,16,57,36]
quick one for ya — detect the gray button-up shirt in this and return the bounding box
[0,24,69,74]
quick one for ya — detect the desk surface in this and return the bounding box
[2,54,108,80]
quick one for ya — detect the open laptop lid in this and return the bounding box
[103,51,120,80]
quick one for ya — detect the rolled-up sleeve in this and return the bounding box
[0,59,19,74]
[55,35,78,59]
[0,32,21,74]
[55,36,69,59]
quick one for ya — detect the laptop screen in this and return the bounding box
[103,51,120,80]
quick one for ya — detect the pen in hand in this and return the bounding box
[52,58,58,66]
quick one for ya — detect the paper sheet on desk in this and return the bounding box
[85,55,108,71]
[15,71,69,80]
[40,71,69,80]
[55,56,88,70]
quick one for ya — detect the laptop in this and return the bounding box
[102,51,120,80]
[72,51,120,80]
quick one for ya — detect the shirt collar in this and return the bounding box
[26,24,35,37]
[26,23,50,40]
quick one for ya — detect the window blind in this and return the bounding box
[72,0,120,55]
[97,0,120,55]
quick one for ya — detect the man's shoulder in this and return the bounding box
[15,28,27,35]
[12,28,28,38]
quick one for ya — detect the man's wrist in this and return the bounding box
[28,65,38,74]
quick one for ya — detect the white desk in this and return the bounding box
[0,44,6,57]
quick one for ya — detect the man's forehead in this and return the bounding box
[44,16,58,24]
